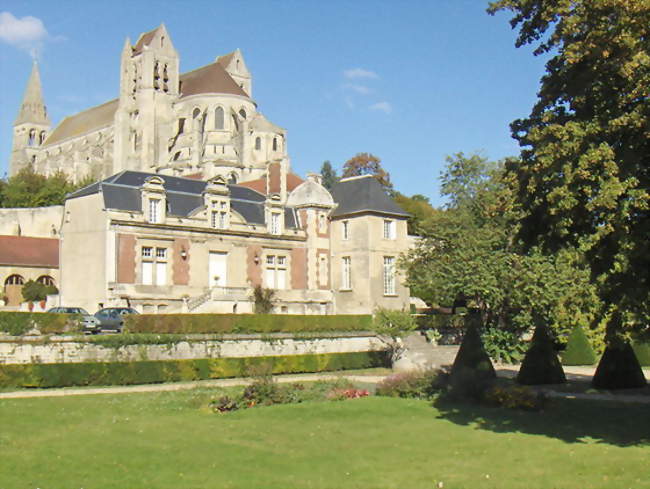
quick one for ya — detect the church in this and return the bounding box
[3,25,411,315]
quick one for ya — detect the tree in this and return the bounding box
[0,167,93,208]
[392,192,439,235]
[319,160,338,191]
[488,1,650,341]
[341,153,393,194]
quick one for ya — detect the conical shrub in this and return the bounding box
[561,325,597,366]
[517,324,566,385]
[592,342,647,389]
[632,342,650,367]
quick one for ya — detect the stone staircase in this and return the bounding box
[393,332,460,372]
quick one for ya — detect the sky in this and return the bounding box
[0,0,549,207]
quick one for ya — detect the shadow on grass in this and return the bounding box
[432,395,650,447]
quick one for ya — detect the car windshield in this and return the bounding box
[49,307,89,315]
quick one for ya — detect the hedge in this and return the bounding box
[124,313,373,334]
[632,343,650,367]
[561,325,597,366]
[0,351,390,388]
[0,312,80,336]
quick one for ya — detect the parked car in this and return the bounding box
[94,307,139,332]
[47,307,101,334]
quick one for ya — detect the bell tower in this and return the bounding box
[10,62,51,176]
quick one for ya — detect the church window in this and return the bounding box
[28,129,36,146]
[160,36,165,48]
[272,137,277,151]
[255,137,261,150]
[239,109,247,119]
[39,131,46,144]
[214,107,224,129]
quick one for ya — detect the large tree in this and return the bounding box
[341,153,393,194]
[0,167,91,208]
[488,1,650,340]
[319,160,338,191]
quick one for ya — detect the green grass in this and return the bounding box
[0,389,649,488]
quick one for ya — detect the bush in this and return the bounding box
[21,280,58,302]
[632,342,650,367]
[376,369,448,399]
[481,328,525,364]
[0,351,390,388]
[517,324,566,385]
[592,342,647,390]
[0,312,80,336]
[483,385,546,411]
[252,285,275,314]
[561,325,597,366]
[124,313,373,334]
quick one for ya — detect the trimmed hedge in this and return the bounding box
[0,351,390,388]
[517,325,566,385]
[592,343,647,390]
[0,312,80,336]
[124,313,373,334]
[561,325,597,366]
[632,343,650,367]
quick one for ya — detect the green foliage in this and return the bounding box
[392,192,439,235]
[371,308,416,338]
[0,312,80,335]
[124,313,373,334]
[632,343,650,367]
[252,285,275,314]
[561,325,597,366]
[488,1,650,339]
[517,325,566,386]
[481,328,525,364]
[483,385,546,411]
[375,369,447,399]
[592,342,647,390]
[0,351,390,388]
[20,280,58,302]
[0,166,92,208]
[319,160,338,191]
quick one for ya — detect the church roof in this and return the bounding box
[330,175,409,219]
[15,63,50,126]
[238,173,304,194]
[0,235,59,268]
[179,61,249,99]
[249,112,284,133]
[67,170,299,228]
[132,26,159,55]
[44,99,118,145]
[216,51,236,69]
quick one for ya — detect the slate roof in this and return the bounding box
[330,175,409,219]
[67,171,299,228]
[0,236,59,268]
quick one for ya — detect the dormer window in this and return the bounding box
[148,198,161,223]
[270,211,281,235]
[210,200,229,229]
[142,176,166,224]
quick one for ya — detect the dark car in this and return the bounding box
[47,306,101,334]
[94,307,139,332]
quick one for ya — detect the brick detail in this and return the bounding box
[247,245,263,287]
[172,238,190,285]
[117,234,136,284]
[291,247,307,290]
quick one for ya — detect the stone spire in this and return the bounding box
[15,62,50,126]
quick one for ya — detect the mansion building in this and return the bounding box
[3,25,411,315]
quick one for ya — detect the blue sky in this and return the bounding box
[0,0,547,207]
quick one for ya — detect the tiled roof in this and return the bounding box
[44,99,118,145]
[179,62,249,99]
[330,175,409,219]
[238,173,304,194]
[0,236,59,268]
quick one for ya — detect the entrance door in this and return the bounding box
[209,252,227,287]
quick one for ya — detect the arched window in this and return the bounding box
[255,137,261,150]
[39,131,46,144]
[214,107,224,129]
[5,275,24,286]
[28,129,36,146]
[239,108,247,119]
[272,137,278,151]
[37,275,55,286]
[192,108,201,119]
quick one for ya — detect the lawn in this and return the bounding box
[0,387,649,489]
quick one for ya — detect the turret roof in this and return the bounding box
[330,175,409,219]
[15,63,50,126]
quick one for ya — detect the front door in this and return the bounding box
[209,252,227,287]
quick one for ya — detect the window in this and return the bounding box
[239,108,247,119]
[215,107,224,129]
[342,221,349,240]
[318,213,327,233]
[141,246,167,285]
[210,200,228,229]
[255,137,261,150]
[265,254,287,289]
[148,199,161,223]
[383,219,396,239]
[272,137,278,151]
[341,256,351,290]
[270,212,281,235]
[383,256,396,295]
[37,275,55,286]
[5,274,24,286]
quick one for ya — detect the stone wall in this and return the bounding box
[0,332,385,365]
[0,206,63,237]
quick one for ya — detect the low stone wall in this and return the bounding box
[0,332,385,365]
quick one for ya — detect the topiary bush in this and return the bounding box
[561,325,597,366]
[517,324,566,385]
[592,342,647,390]
[449,315,496,400]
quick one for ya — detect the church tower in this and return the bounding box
[114,24,180,173]
[10,62,51,176]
